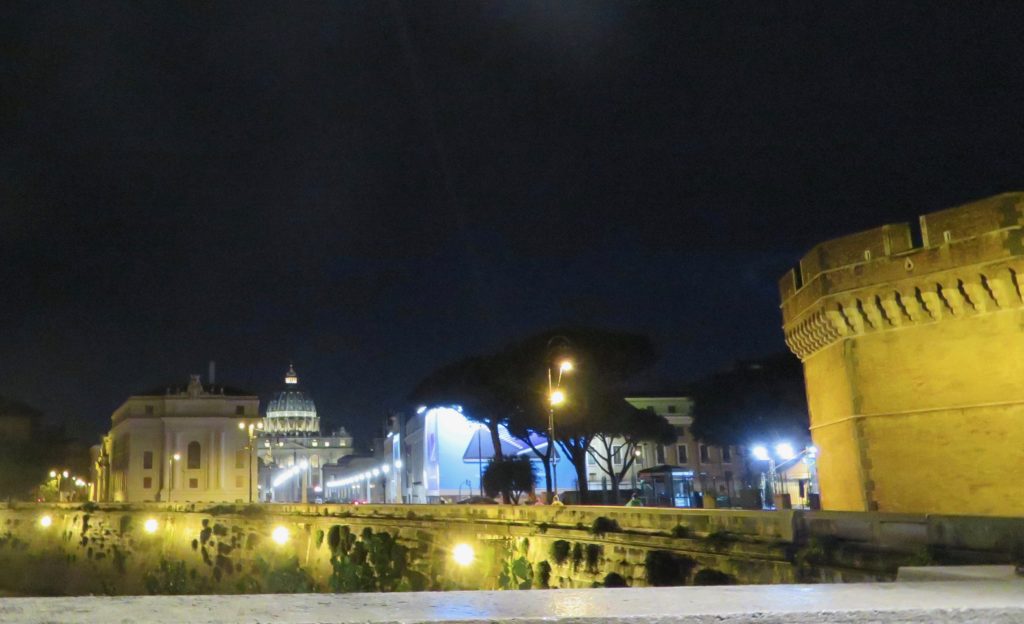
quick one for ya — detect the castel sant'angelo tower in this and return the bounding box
[780,192,1024,516]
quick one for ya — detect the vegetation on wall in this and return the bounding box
[549,539,571,565]
[589,516,621,535]
[326,525,428,592]
[644,550,697,586]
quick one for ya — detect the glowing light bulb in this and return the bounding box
[39,515,53,528]
[452,543,475,566]
[272,526,290,545]
[144,518,158,533]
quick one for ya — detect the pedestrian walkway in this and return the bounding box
[1,580,1022,623]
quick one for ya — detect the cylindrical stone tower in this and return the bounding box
[780,192,1024,516]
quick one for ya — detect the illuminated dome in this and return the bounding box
[264,364,320,435]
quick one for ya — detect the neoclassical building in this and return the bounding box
[256,365,353,502]
[93,375,260,503]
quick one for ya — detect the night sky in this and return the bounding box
[4,2,1024,447]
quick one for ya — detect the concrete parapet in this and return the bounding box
[3,581,1024,623]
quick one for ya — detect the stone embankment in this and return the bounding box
[0,502,1019,596]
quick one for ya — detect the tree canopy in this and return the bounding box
[688,354,810,447]
[0,397,55,501]
[481,456,536,504]
[585,396,676,502]
[408,326,663,503]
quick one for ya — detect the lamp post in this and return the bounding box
[168,453,181,502]
[238,420,263,504]
[49,470,65,502]
[546,340,573,503]
[750,443,817,509]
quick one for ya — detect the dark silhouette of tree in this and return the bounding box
[0,397,55,501]
[481,456,536,504]
[586,401,676,503]
[689,354,810,447]
[496,327,661,503]
[410,326,662,505]
[409,355,521,465]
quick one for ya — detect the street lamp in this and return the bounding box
[168,453,181,502]
[49,469,63,501]
[238,420,260,503]
[546,337,573,503]
[750,443,817,509]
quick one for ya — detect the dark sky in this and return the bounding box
[3,2,1024,446]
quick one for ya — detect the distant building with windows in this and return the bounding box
[584,395,746,506]
[255,365,353,502]
[92,375,259,503]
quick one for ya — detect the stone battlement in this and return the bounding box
[780,192,1024,359]
[778,192,1024,516]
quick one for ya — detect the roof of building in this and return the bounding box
[137,383,255,397]
[266,390,317,415]
[265,364,318,421]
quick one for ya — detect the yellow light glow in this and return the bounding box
[238,422,246,429]
[549,389,566,406]
[39,515,53,528]
[144,518,158,533]
[559,360,574,373]
[173,453,181,461]
[62,471,69,478]
[452,543,474,566]
[272,526,290,545]
[49,470,57,478]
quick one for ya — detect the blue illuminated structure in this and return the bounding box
[400,406,576,503]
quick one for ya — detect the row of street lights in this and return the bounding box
[48,469,90,501]
[325,460,402,501]
[750,442,819,509]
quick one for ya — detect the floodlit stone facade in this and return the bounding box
[256,365,354,502]
[94,375,259,503]
[780,192,1024,515]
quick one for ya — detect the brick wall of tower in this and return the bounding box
[779,192,1024,516]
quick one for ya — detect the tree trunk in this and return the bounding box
[561,439,590,504]
[571,454,589,504]
[543,443,554,502]
[610,474,621,504]
[487,422,511,503]
[488,422,504,461]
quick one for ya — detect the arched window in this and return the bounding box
[187,441,201,469]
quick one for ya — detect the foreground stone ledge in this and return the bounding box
[2,581,1023,624]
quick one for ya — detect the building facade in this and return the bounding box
[584,396,747,506]
[94,375,260,503]
[255,365,353,502]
